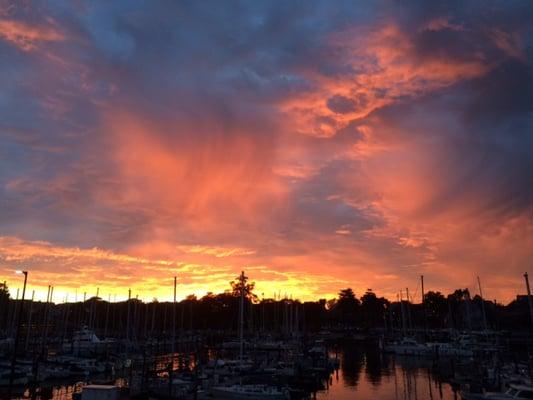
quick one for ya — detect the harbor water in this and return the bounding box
[6,343,460,400]
[317,344,458,400]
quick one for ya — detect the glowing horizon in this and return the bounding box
[0,236,529,305]
[1,2,532,305]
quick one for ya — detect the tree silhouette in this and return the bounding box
[0,281,9,301]
[230,273,258,302]
[360,289,388,328]
[333,288,360,325]
[338,288,359,304]
[424,291,448,328]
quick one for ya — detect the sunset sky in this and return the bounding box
[0,1,532,303]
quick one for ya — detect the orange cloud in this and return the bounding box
[177,245,256,258]
[278,24,488,137]
[103,112,288,235]
[0,18,63,51]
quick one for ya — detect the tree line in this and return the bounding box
[1,276,532,344]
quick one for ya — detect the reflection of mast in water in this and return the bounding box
[413,368,418,400]
[393,357,399,400]
[427,367,434,400]
[406,368,413,400]
[402,368,408,400]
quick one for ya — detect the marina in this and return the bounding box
[1,1,532,399]
[2,272,533,399]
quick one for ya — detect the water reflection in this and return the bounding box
[23,383,82,400]
[6,344,460,400]
[6,378,127,400]
[318,344,458,400]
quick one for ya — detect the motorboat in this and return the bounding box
[211,384,290,399]
[203,359,254,377]
[62,327,114,355]
[383,338,431,356]
[427,342,474,357]
[461,384,533,399]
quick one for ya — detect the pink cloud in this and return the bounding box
[0,18,64,51]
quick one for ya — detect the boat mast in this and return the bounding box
[239,270,245,368]
[477,276,488,331]
[93,287,99,330]
[104,293,111,338]
[399,290,406,336]
[421,275,425,304]
[421,275,428,334]
[61,294,70,347]
[41,285,52,358]
[126,288,131,342]
[172,276,177,357]
[25,290,35,352]
[524,272,533,330]
[406,287,413,333]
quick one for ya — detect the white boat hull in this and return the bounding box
[211,386,288,400]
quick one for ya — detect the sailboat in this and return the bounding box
[211,271,290,400]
